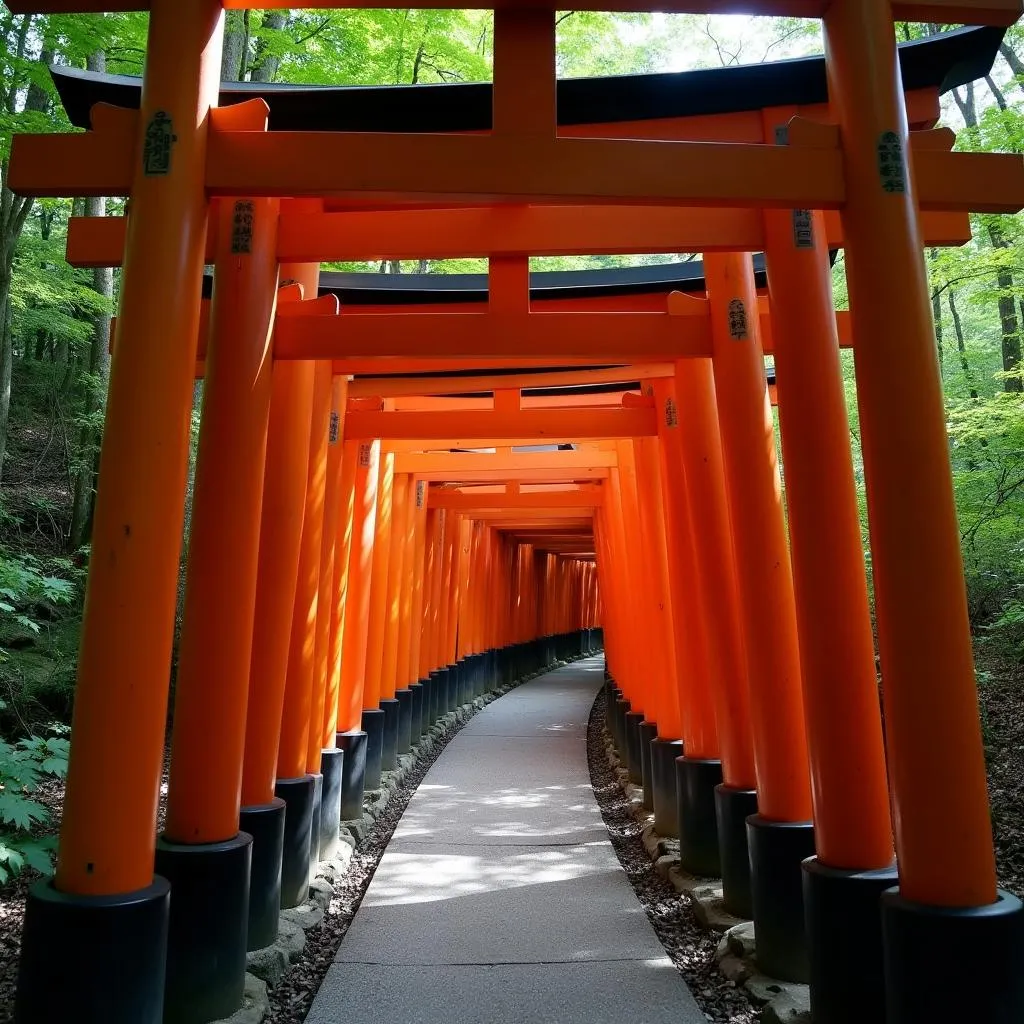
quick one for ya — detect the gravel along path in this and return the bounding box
[586,688,758,1024]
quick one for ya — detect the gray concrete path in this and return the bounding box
[306,657,705,1024]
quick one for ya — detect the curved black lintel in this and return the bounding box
[51,26,1002,133]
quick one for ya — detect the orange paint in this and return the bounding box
[705,253,812,822]
[165,196,278,844]
[277,359,332,781]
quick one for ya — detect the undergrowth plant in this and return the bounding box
[0,720,69,884]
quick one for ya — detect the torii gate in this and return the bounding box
[7,4,1024,1024]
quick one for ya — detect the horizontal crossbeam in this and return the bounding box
[64,206,973,267]
[349,407,656,442]
[5,0,1019,28]
[274,310,710,361]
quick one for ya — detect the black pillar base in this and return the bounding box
[155,832,252,1024]
[307,772,323,880]
[606,685,619,737]
[240,798,286,951]
[747,814,815,982]
[677,757,723,877]
[336,729,368,821]
[395,688,413,755]
[462,656,476,703]
[409,682,424,744]
[444,665,458,714]
[319,748,344,861]
[715,785,758,919]
[380,698,400,771]
[274,774,315,909]
[882,887,1024,1024]
[802,857,899,1024]
[624,710,645,785]
[651,738,683,839]
[417,678,432,737]
[613,697,630,759]
[638,721,658,811]
[361,708,384,792]
[15,876,170,1024]
[429,669,444,724]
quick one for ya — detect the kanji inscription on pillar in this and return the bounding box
[416,481,426,509]
[728,298,749,340]
[877,130,907,194]
[231,201,255,254]
[792,209,814,249]
[329,411,341,444]
[142,111,177,176]
[358,443,373,468]
[665,397,679,428]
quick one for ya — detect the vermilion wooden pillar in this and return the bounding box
[15,5,225,1021]
[276,353,331,906]
[338,440,380,814]
[706,251,813,982]
[157,194,278,1021]
[825,3,1023,1019]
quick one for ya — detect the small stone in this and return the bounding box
[692,888,746,933]
[211,974,269,1024]
[641,823,661,858]
[761,988,812,1024]
[276,917,306,962]
[656,837,680,859]
[718,953,754,985]
[280,902,324,931]
[668,865,702,894]
[245,944,288,987]
[726,921,756,959]
[624,783,644,804]
[744,974,790,1006]
[308,877,333,911]
[654,854,679,880]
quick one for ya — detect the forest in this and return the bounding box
[0,6,1022,891]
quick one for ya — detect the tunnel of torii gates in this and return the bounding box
[6,0,1024,1020]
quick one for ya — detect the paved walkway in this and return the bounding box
[306,657,704,1024]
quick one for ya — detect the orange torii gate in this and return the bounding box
[7,5,1024,1024]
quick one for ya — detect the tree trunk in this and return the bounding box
[0,267,13,483]
[222,12,246,80]
[952,82,1021,392]
[250,12,288,83]
[68,192,113,550]
[0,37,48,485]
[989,224,1024,393]
[1000,41,1024,93]
[68,53,114,549]
[174,381,204,639]
[949,289,978,400]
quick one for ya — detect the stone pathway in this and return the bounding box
[306,658,705,1024]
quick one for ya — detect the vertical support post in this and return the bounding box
[16,4,225,1021]
[650,384,723,871]
[312,375,349,862]
[705,253,814,981]
[276,354,331,905]
[365,451,397,770]
[157,193,278,1022]
[384,474,413,754]
[764,190,896,1019]
[667,354,757,915]
[824,4,1023,1019]
[340,440,380,812]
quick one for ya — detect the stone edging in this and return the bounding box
[215,655,592,1024]
[600,729,813,1024]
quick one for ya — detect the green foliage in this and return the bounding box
[0,722,68,884]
